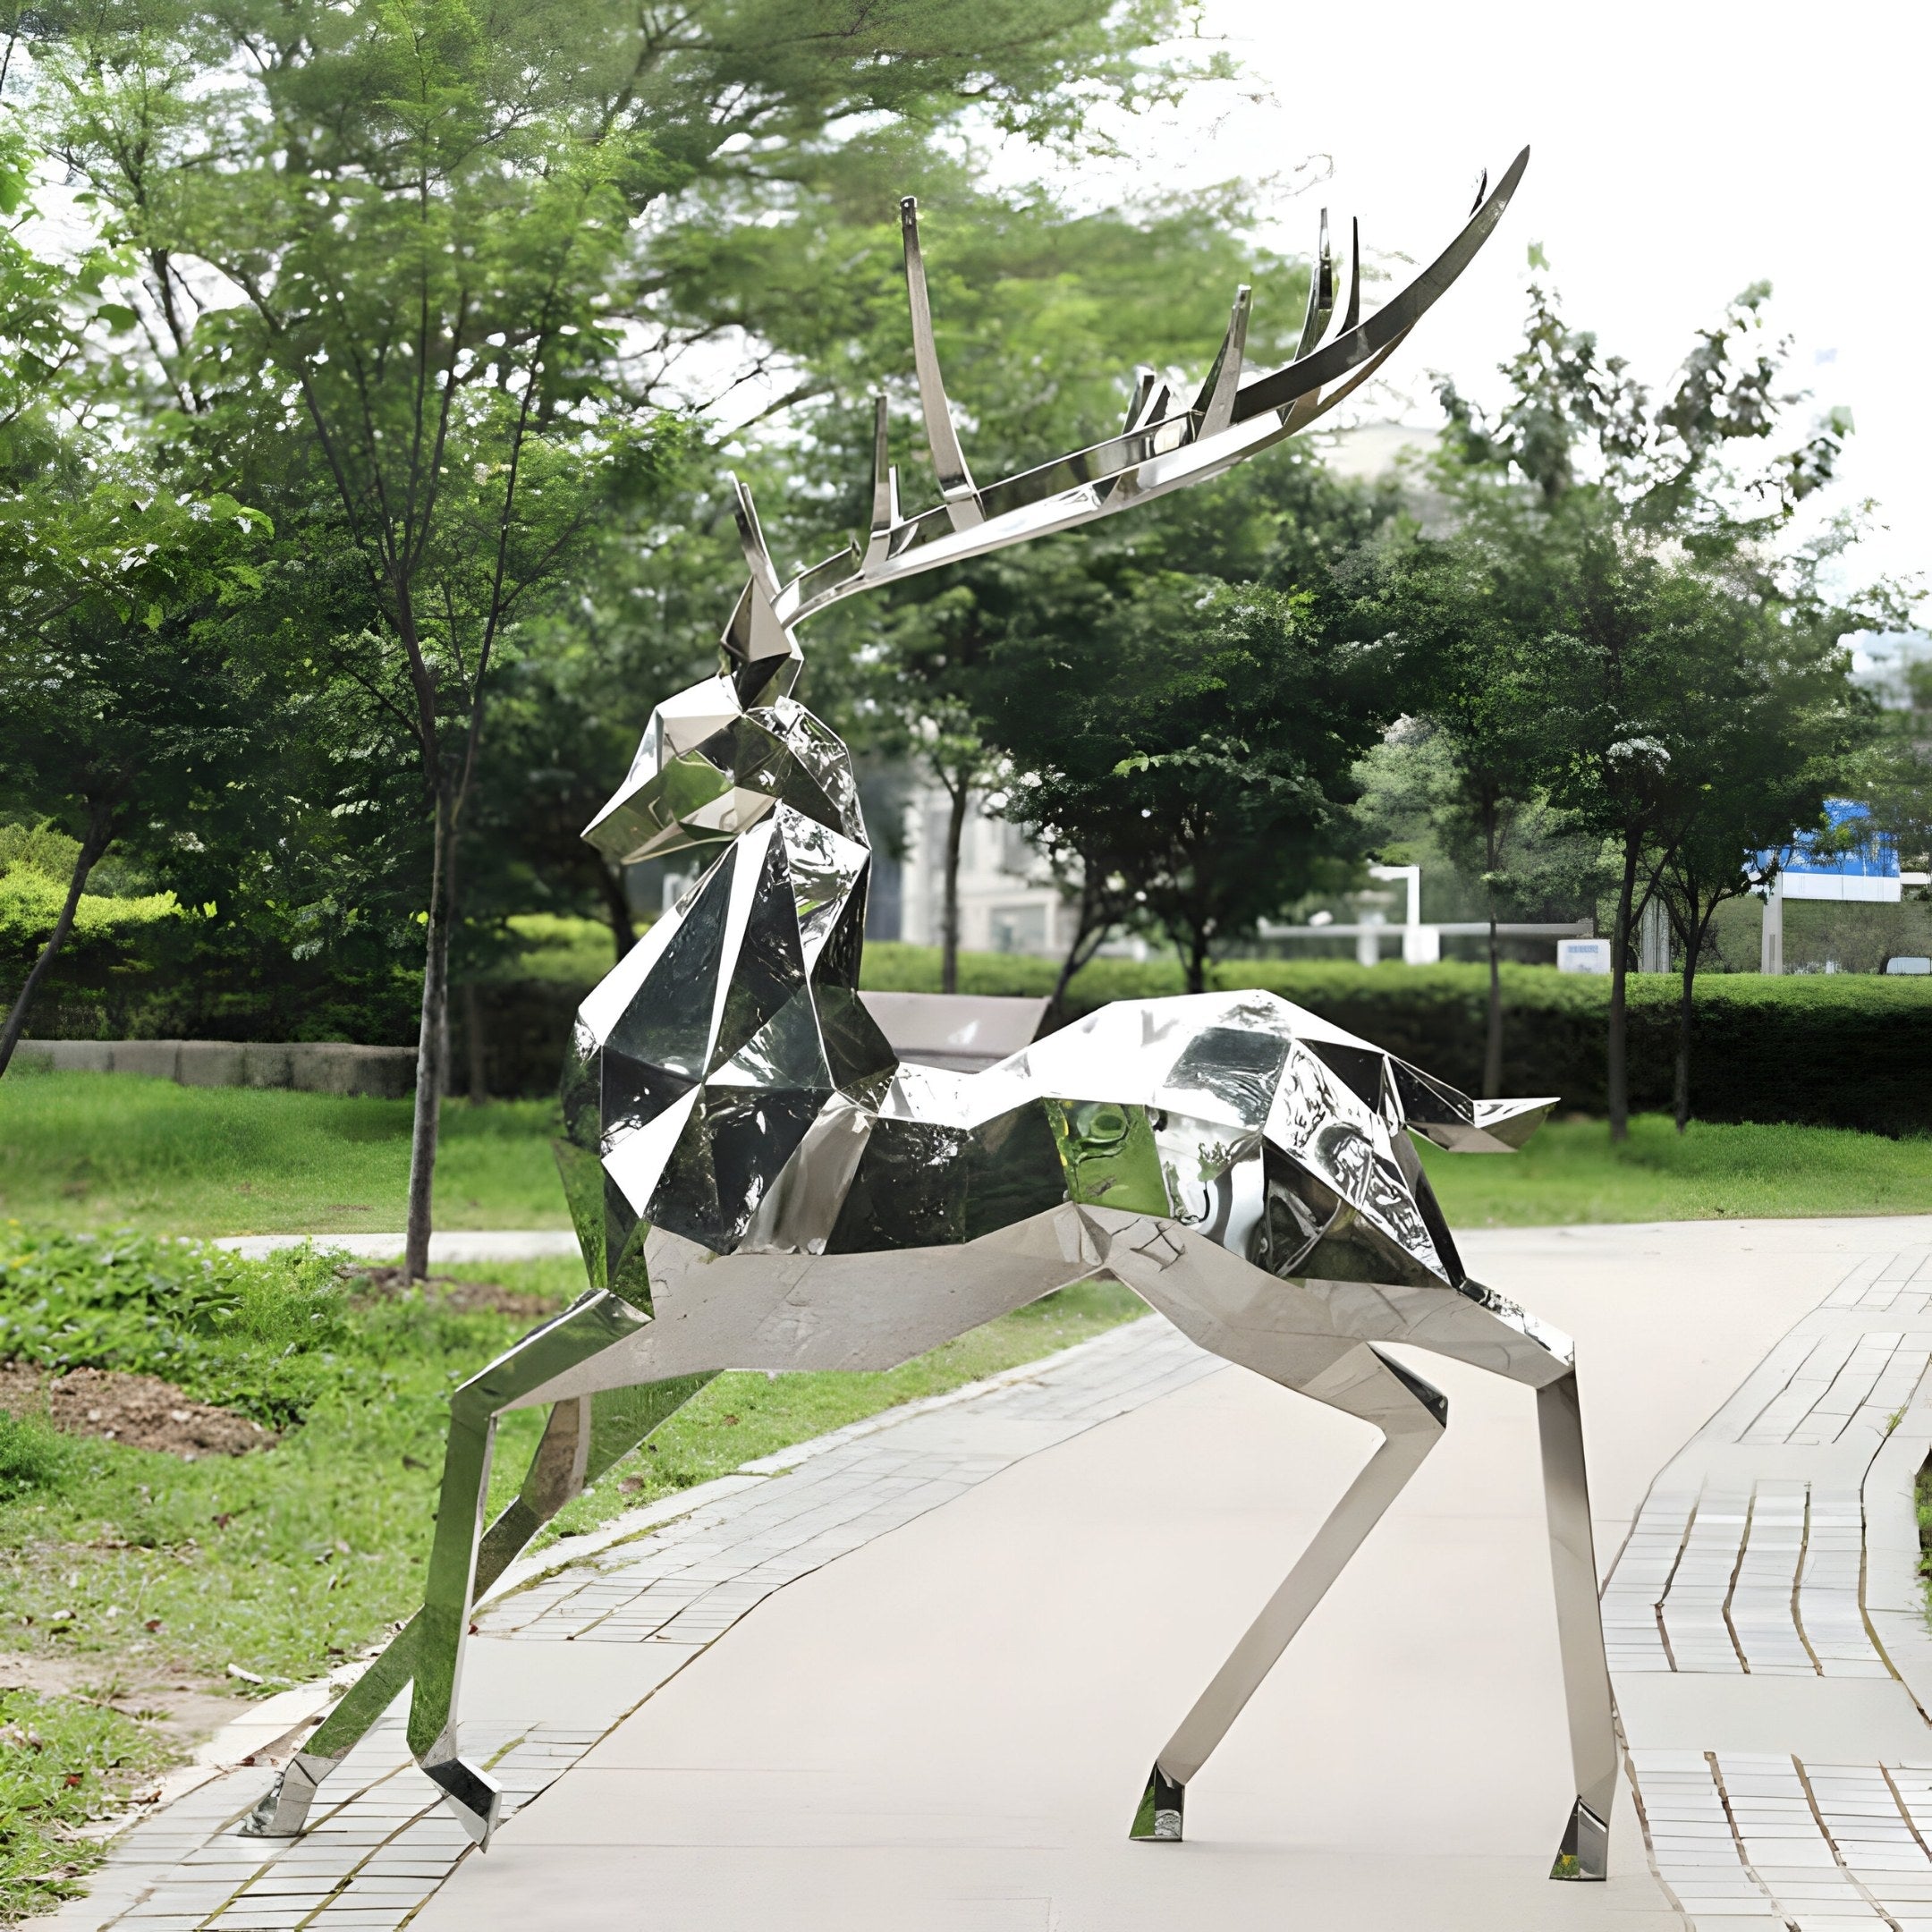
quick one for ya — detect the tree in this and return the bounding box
[0,477,274,1072]
[1363,529,1564,1095]
[1351,709,1597,1096]
[1428,253,1864,1140]
[30,0,1203,1273]
[999,574,1394,993]
[0,131,270,1074]
[836,430,1394,1004]
[1650,576,1873,1129]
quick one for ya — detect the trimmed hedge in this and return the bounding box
[13,876,1926,1135]
[455,948,1932,1138]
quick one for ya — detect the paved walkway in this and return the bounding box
[36,1215,1932,1931]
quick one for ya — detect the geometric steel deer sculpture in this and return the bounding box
[250,145,1618,1883]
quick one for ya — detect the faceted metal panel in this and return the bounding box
[249,149,1616,1887]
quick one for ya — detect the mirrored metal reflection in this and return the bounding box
[249,148,1614,1886]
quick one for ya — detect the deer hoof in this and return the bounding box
[1129,1762,1185,1842]
[423,1755,504,1848]
[1549,1795,1608,1880]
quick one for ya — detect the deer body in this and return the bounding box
[250,147,1617,1885]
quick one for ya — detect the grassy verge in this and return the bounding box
[4,1069,1928,1239]
[0,1070,566,1234]
[0,1685,170,1921]
[0,1228,1140,1919]
[1420,1114,1932,1227]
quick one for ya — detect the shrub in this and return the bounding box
[0,1229,352,1428]
[875,951,1932,1136]
[0,1408,73,1501]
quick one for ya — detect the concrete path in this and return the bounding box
[213,1233,578,1263]
[38,1215,1932,1932]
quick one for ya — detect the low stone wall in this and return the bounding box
[15,1038,416,1099]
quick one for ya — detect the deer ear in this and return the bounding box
[719,477,803,706]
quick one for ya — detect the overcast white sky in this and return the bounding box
[1062,0,1928,617]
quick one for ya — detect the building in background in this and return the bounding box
[893,788,1069,955]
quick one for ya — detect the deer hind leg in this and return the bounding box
[246,1294,711,1843]
[1123,1332,1447,1843]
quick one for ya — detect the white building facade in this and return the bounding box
[894,788,1069,956]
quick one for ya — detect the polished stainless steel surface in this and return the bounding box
[249,148,1612,1883]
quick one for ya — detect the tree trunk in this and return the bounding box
[940,781,968,996]
[1606,835,1640,1145]
[1482,798,1503,1099]
[0,808,114,1079]
[1673,929,1698,1135]
[1041,879,1110,1036]
[1672,895,1716,1135]
[596,857,635,962]
[1185,924,1211,996]
[463,980,487,1108]
[405,785,456,1279]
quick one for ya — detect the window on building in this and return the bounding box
[989,903,1048,953]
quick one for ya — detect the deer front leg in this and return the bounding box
[247,1294,706,1843]
[1404,1282,1618,1878]
[1538,1368,1616,1881]
[1125,1336,1448,1843]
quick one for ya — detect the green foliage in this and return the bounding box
[0,1408,75,1503]
[0,823,82,880]
[1001,575,1395,987]
[1436,250,1850,536]
[0,869,178,994]
[0,1230,352,1428]
[1353,725,1597,928]
[0,1686,171,1921]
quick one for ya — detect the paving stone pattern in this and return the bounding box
[1615,1250,1932,1929]
[41,1318,1218,1932]
[1634,1750,1932,1928]
[1603,1252,1932,1680]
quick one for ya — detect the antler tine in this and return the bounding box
[1283,218,1365,436]
[1193,284,1251,439]
[1233,146,1530,424]
[1293,208,1336,360]
[900,196,984,533]
[863,392,900,570]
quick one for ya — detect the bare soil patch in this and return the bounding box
[0,1362,275,1458]
[0,1649,239,1758]
[339,1265,557,1323]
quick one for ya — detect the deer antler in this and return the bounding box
[724,148,1529,650]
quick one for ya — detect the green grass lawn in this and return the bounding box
[1420,1114,1932,1226]
[4,1067,1928,1238]
[0,1070,567,1234]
